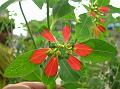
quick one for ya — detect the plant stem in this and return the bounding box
[19,1,37,49]
[50,19,57,31]
[111,64,120,88]
[46,0,50,30]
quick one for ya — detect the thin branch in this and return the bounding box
[19,1,37,49]
[46,0,50,30]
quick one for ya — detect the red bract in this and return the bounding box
[45,56,58,77]
[31,25,93,77]
[74,43,93,56]
[94,28,99,38]
[100,18,105,23]
[91,11,96,17]
[63,26,70,43]
[40,29,57,42]
[67,55,81,71]
[97,25,105,32]
[98,6,110,13]
[30,48,49,64]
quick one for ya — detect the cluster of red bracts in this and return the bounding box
[30,26,93,77]
[90,6,110,37]
[91,6,109,18]
[98,6,109,25]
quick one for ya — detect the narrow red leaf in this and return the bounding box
[97,25,105,32]
[98,6,110,13]
[30,48,49,64]
[63,26,70,43]
[40,29,57,42]
[74,43,93,56]
[45,56,58,77]
[67,55,81,71]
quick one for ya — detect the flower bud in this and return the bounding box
[100,18,105,23]
[91,11,96,17]
[97,25,105,32]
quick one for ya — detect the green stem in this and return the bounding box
[46,0,51,47]
[19,1,37,49]
[50,19,57,31]
[46,0,50,30]
[111,64,120,88]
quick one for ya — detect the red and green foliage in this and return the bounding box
[0,0,120,89]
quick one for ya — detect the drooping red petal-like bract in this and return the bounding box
[97,25,105,32]
[74,43,93,56]
[45,56,58,77]
[98,6,110,13]
[67,55,81,71]
[30,48,49,64]
[40,29,57,42]
[63,26,70,43]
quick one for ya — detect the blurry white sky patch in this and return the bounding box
[8,0,48,27]
[0,0,120,36]
[13,28,27,37]
[69,0,88,18]
[110,0,120,18]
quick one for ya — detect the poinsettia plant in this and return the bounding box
[0,0,120,89]
[31,26,93,77]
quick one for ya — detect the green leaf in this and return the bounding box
[32,0,45,9]
[32,0,59,8]
[0,0,22,11]
[75,14,93,42]
[52,0,74,19]
[90,0,96,3]
[63,82,80,89]
[82,4,89,11]
[82,39,118,63]
[41,72,56,89]
[59,57,80,82]
[28,20,47,33]
[49,0,59,7]
[41,72,55,85]
[108,5,120,13]
[71,0,82,2]
[90,0,110,6]
[21,66,41,81]
[4,50,38,78]
[97,0,110,6]
[62,11,75,20]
